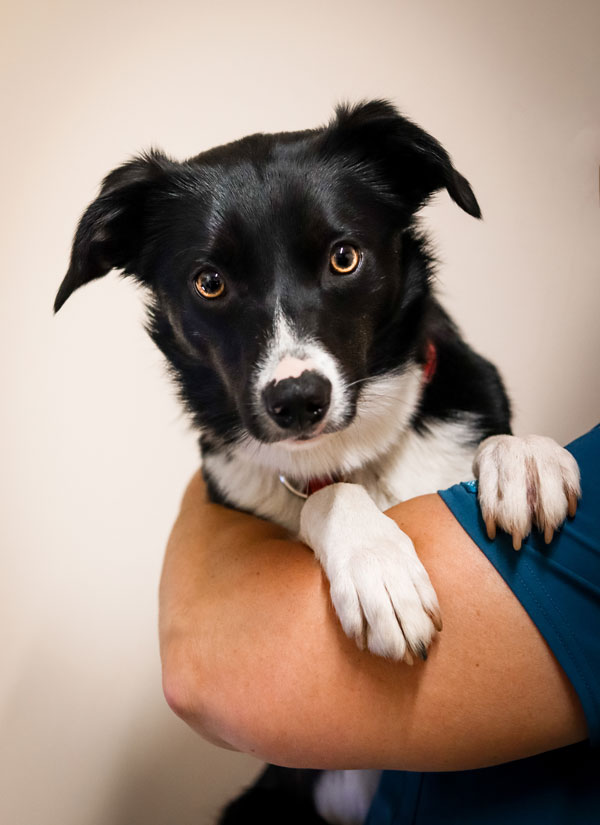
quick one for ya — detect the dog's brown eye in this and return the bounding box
[329,244,361,275]
[194,270,225,299]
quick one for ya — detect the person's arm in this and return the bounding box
[159,471,587,772]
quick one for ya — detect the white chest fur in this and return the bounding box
[203,416,479,533]
[356,418,479,509]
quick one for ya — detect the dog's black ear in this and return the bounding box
[324,100,481,219]
[54,150,172,313]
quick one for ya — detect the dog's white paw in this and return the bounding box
[328,519,441,662]
[299,483,441,662]
[474,434,581,550]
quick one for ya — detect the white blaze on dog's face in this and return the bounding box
[254,303,351,445]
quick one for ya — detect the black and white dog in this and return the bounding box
[55,100,580,823]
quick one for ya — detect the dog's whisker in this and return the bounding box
[345,370,408,390]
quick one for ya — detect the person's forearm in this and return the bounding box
[159,472,586,771]
[159,471,329,756]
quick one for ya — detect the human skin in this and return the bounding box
[159,471,587,772]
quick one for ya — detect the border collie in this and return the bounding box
[55,100,580,824]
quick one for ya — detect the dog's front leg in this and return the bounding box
[299,483,442,663]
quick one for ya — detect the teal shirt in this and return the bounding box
[366,425,600,824]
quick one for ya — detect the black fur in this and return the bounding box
[218,766,326,825]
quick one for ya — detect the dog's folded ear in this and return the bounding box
[54,150,171,313]
[323,100,482,219]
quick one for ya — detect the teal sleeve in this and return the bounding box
[438,425,600,746]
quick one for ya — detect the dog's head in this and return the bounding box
[56,101,480,460]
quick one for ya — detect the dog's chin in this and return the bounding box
[248,416,347,451]
[282,432,328,449]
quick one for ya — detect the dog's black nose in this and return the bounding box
[263,371,331,432]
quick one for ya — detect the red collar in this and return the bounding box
[423,340,437,384]
[306,476,338,495]
[279,473,341,499]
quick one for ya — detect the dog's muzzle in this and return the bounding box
[262,370,331,435]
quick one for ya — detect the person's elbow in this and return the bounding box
[161,637,238,750]
[161,634,278,757]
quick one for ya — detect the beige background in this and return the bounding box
[1,1,599,823]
